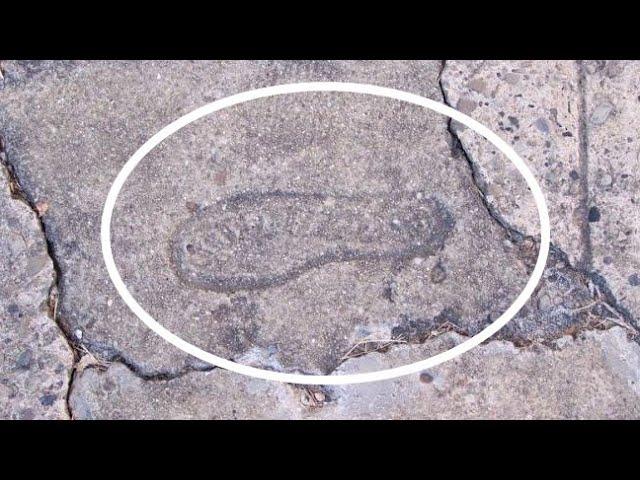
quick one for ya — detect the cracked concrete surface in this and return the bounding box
[110,82,536,375]
[320,327,640,419]
[0,160,74,419]
[441,61,585,265]
[584,61,640,328]
[68,328,639,419]
[0,60,638,419]
[440,60,638,334]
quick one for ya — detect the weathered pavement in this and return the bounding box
[69,328,639,419]
[0,155,73,419]
[0,60,638,419]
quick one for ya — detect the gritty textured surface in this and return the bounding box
[0,165,73,419]
[0,60,639,419]
[318,328,640,419]
[441,61,585,266]
[0,60,541,376]
[441,59,638,344]
[69,362,302,420]
[112,84,535,375]
[583,61,640,325]
[68,328,640,419]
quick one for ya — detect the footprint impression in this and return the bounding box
[171,189,455,293]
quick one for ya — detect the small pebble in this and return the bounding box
[537,294,553,311]
[419,372,434,384]
[430,264,447,284]
[534,118,549,134]
[35,201,49,216]
[590,103,614,125]
[39,393,57,407]
[15,349,33,370]
[597,174,613,188]
[588,206,601,222]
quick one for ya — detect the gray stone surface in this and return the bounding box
[1,60,638,419]
[113,85,536,375]
[441,61,586,266]
[68,362,301,420]
[68,328,639,419]
[583,61,640,325]
[0,163,74,419]
[440,59,638,343]
[0,60,548,377]
[318,327,640,419]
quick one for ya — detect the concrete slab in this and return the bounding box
[68,328,640,419]
[318,327,640,419]
[0,163,73,419]
[441,61,586,266]
[0,60,539,376]
[584,60,640,325]
[1,60,637,419]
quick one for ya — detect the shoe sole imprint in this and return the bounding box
[171,190,455,293]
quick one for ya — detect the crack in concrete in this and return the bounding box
[437,60,639,339]
[79,338,216,381]
[63,347,216,419]
[1,133,77,419]
[321,61,639,376]
[438,63,528,245]
[0,134,222,408]
[2,62,638,403]
[1,132,218,418]
[576,60,593,272]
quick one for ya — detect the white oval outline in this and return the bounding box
[101,81,550,385]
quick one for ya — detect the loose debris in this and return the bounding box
[341,336,407,361]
